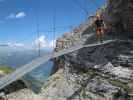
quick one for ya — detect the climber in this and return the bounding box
[94,13,105,43]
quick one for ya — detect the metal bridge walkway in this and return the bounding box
[0,40,116,90]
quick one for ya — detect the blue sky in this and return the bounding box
[0,0,106,49]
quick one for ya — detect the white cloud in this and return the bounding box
[35,36,47,48]
[34,35,56,49]
[14,43,24,47]
[6,12,26,19]
[7,42,24,48]
[16,12,26,18]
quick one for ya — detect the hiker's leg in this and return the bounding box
[96,29,100,41]
[99,32,102,42]
[98,28,102,42]
[100,28,104,42]
[101,28,105,39]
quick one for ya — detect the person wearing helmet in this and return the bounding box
[94,13,105,42]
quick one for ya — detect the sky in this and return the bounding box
[0,0,106,49]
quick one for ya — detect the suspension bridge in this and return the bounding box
[0,39,115,90]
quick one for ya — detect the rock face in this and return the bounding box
[50,0,133,99]
[107,0,133,38]
[78,40,133,66]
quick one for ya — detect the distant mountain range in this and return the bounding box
[0,46,52,67]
